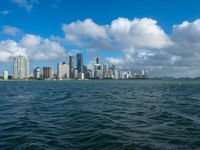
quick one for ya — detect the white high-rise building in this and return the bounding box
[13,56,29,79]
[3,70,8,80]
[57,62,69,80]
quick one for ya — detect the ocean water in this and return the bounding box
[0,80,200,150]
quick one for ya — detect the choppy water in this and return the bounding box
[0,80,200,150]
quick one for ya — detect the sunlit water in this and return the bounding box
[0,80,200,150]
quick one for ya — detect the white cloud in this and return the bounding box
[1,18,200,77]
[99,18,200,77]
[170,19,200,58]
[106,57,124,66]
[110,18,172,49]
[0,40,26,62]
[62,17,172,50]
[0,34,67,62]
[11,0,39,12]
[1,25,22,36]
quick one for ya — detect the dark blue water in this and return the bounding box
[0,80,200,150]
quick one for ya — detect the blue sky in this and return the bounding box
[1,0,200,77]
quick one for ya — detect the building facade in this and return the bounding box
[76,53,83,73]
[57,62,69,80]
[13,55,29,79]
[33,67,40,79]
[43,67,54,79]
[3,70,8,80]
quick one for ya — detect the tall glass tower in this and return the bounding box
[13,55,29,79]
[76,53,83,73]
[69,55,74,78]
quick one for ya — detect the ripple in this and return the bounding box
[0,80,200,149]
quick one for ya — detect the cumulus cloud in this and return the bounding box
[11,0,39,12]
[61,17,200,77]
[109,18,172,49]
[0,40,26,62]
[100,18,200,77]
[62,17,172,50]
[1,17,200,77]
[1,25,22,36]
[170,19,200,58]
[0,34,67,62]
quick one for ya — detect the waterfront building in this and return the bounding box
[91,69,95,78]
[108,68,114,79]
[57,62,69,80]
[85,69,92,79]
[76,53,83,73]
[103,64,109,79]
[94,57,103,79]
[43,67,54,80]
[135,69,148,79]
[33,67,40,79]
[78,73,85,80]
[112,65,119,79]
[3,70,8,80]
[120,71,132,79]
[73,69,78,79]
[94,64,103,79]
[69,55,74,78]
[13,55,29,79]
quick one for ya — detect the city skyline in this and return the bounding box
[3,54,147,80]
[1,0,200,78]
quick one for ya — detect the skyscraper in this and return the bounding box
[43,67,54,80]
[69,55,74,78]
[96,57,99,64]
[33,67,40,79]
[112,65,119,79]
[13,55,29,79]
[94,57,103,79]
[76,53,83,73]
[57,62,69,80]
[3,70,8,80]
[103,64,109,79]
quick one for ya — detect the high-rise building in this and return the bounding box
[76,53,83,73]
[103,64,109,79]
[73,69,78,79]
[43,67,54,80]
[3,70,8,80]
[96,57,99,64]
[78,73,85,80]
[85,69,92,79]
[69,55,74,78]
[57,62,69,80]
[108,68,114,79]
[112,65,119,79]
[94,57,103,79]
[33,67,40,79]
[94,64,103,79]
[13,55,29,79]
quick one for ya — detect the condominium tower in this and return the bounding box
[57,62,69,80]
[13,55,29,79]
[76,53,83,73]
[43,67,54,79]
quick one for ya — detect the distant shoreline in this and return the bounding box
[0,78,200,81]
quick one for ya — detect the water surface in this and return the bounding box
[0,80,200,149]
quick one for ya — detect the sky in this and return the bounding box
[0,0,200,77]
